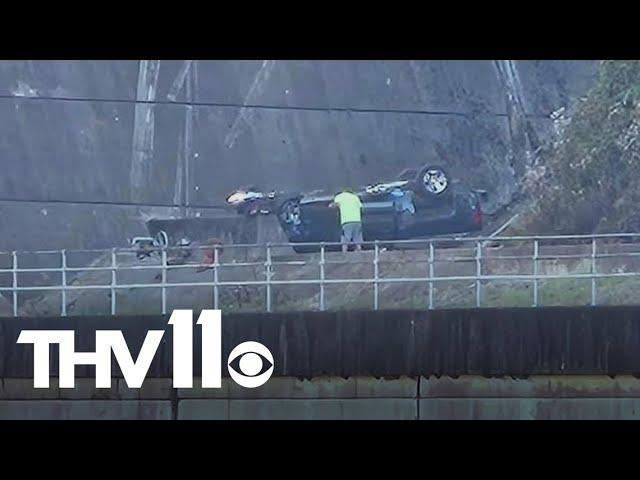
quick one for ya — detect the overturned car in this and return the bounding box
[226,164,485,253]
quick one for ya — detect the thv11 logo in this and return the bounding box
[17,310,274,389]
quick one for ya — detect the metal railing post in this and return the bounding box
[213,247,219,309]
[475,241,482,307]
[110,249,117,315]
[12,251,18,317]
[9,233,640,318]
[533,240,539,307]
[428,242,434,310]
[319,244,326,311]
[591,238,597,306]
[374,241,379,310]
[61,250,67,317]
[161,248,167,315]
[265,244,272,312]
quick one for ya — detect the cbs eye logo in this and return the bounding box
[227,341,274,388]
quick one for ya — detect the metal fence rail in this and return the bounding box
[2,233,640,316]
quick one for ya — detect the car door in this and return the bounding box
[361,194,397,240]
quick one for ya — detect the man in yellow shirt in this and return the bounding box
[330,188,364,252]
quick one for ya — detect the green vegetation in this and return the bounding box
[518,60,640,235]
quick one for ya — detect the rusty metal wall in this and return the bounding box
[5,305,640,378]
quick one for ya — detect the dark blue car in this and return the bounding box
[228,164,484,253]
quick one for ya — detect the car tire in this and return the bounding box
[155,230,169,248]
[413,164,451,202]
[278,198,302,225]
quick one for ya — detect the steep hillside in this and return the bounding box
[0,60,597,252]
[513,60,640,235]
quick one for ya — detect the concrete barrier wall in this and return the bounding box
[0,376,417,420]
[4,375,640,419]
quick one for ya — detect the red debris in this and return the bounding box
[196,238,224,273]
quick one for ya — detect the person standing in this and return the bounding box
[390,187,416,236]
[330,188,364,252]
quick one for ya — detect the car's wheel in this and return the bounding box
[278,199,302,226]
[414,165,450,200]
[155,230,169,248]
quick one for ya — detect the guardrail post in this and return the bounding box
[475,241,482,307]
[7,234,629,318]
[265,244,272,312]
[591,238,597,306]
[12,251,18,317]
[213,247,220,309]
[110,249,117,315]
[533,240,539,307]
[61,250,67,317]
[161,248,167,315]
[428,242,434,310]
[319,243,326,311]
[374,241,379,310]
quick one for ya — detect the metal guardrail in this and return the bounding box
[3,233,640,316]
